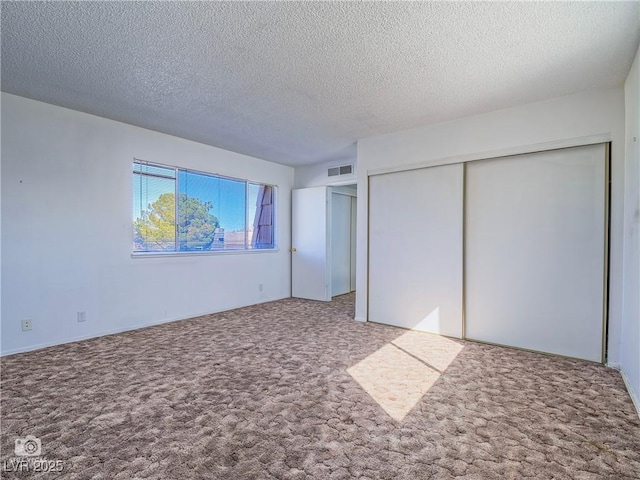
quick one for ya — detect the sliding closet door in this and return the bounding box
[465,144,607,362]
[369,164,463,337]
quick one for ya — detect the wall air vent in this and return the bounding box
[328,164,353,177]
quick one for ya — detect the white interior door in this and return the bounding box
[465,144,607,362]
[369,164,464,337]
[331,192,352,296]
[292,187,330,301]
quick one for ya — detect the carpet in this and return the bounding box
[1,294,639,479]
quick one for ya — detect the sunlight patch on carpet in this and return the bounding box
[347,330,464,422]
[392,330,464,372]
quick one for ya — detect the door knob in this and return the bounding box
[290,247,297,252]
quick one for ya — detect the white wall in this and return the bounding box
[356,88,626,366]
[294,158,356,188]
[1,93,294,355]
[622,46,640,412]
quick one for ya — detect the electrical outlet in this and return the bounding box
[77,311,86,322]
[21,319,32,331]
[258,284,264,292]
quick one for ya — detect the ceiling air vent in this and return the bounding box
[328,164,353,177]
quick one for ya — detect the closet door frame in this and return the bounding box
[366,142,611,364]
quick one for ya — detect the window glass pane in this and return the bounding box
[250,183,275,249]
[217,178,247,250]
[132,161,275,254]
[247,183,260,248]
[132,171,176,252]
[178,171,246,251]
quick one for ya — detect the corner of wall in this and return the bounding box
[621,368,640,420]
[620,43,640,417]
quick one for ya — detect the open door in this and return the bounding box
[292,187,330,301]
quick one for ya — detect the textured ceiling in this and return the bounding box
[2,2,639,167]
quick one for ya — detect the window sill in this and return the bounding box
[131,248,280,259]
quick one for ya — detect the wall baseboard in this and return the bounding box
[1,296,289,357]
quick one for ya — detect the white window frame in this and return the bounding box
[131,159,277,257]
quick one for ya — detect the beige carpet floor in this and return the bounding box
[1,294,639,479]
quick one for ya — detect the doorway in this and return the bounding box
[291,185,357,301]
[331,187,357,297]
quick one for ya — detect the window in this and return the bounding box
[132,161,276,253]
